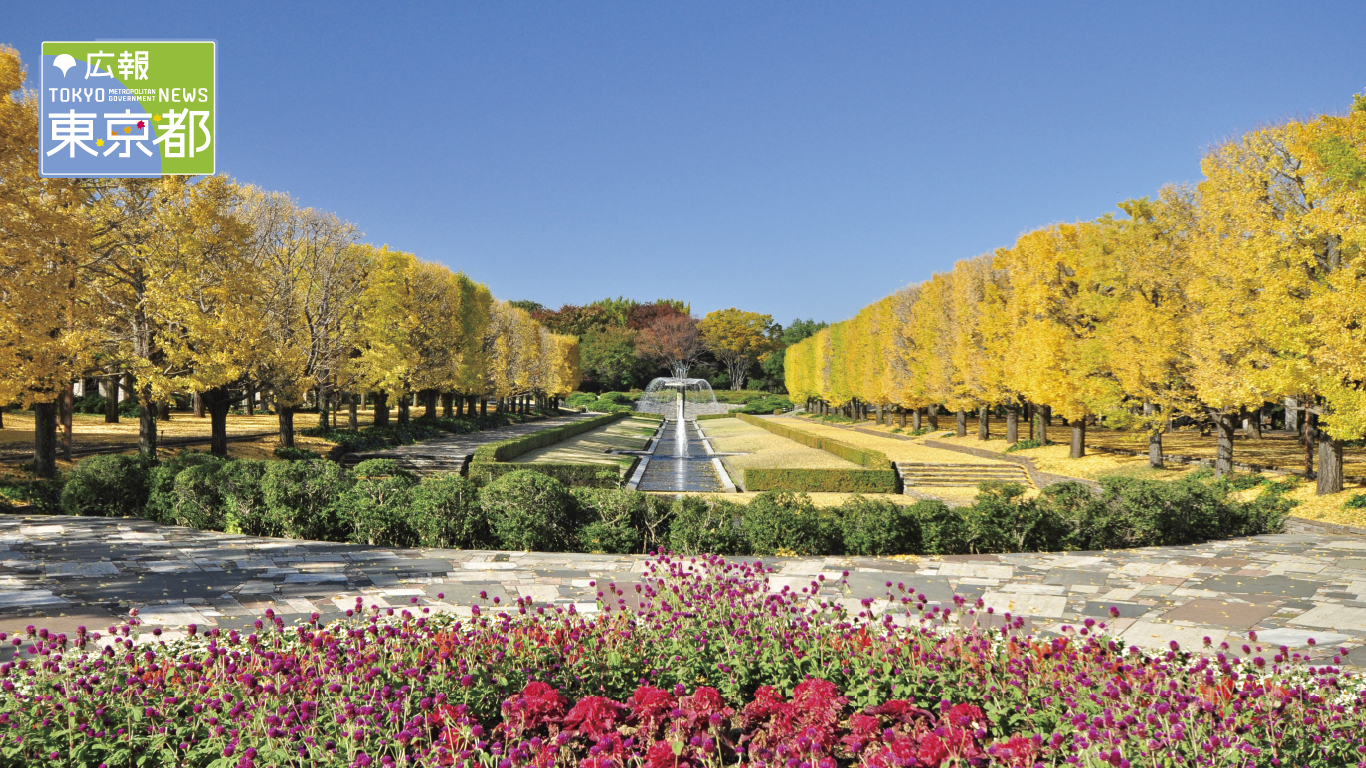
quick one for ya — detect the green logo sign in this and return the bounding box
[39,40,216,177]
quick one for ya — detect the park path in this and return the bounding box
[0,515,1362,666]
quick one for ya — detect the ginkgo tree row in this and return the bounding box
[0,47,579,476]
[787,97,1366,496]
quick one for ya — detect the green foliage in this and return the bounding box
[479,469,580,551]
[215,460,274,536]
[571,487,646,554]
[408,474,488,548]
[341,460,419,546]
[144,452,223,524]
[1005,438,1042,453]
[742,467,899,493]
[580,327,648,391]
[915,500,972,555]
[0,475,63,515]
[60,454,150,518]
[261,459,352,541]
[839,495,922,556]
[70,393,139,416]
[963,482,1064,553]
[742,492,843,556]
[168,463,230,530]
[667,494,746,555]
[1345,492,1366,510]
[273,445,320,461]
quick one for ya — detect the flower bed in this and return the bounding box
[0,553,1361,767]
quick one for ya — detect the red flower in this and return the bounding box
[993,735,1040,767]
[627,686,676,735]
[501,681,567,736]
[917,734,950,766]
[645,740,688,768]
[945,703,986,729]
[868,699,933,725]
[562,696,626,739]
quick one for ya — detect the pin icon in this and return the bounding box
[52,53,77,76]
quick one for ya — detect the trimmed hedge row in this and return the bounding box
[742,466,899,493]
[468,412,658,487]
[472,412,628,463]
[734,413,900,493]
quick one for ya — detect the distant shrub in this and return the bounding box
[667,495,746,555]
[742,492,842,556]
[572,487,647,554]
[915,499,972,555]
[1345,492,1366,510]
[144,452,223,524]
[1005,439,1041,453]
[60,454,150,518]
[839,495,922,556]
[408,474,487,549]
[342,460,419,546]
[261,460,351,541]
[273,445,321,461]
[216,460,274,537]
[480,470,579,551]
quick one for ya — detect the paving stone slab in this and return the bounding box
[1288,604,1366,632]
[1161,599,1279,628]
[1197,574,1320,598]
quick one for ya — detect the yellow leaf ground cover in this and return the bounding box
[700,417,860,471]
[514,415,659,468]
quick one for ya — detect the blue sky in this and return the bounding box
[8,2,1366,325]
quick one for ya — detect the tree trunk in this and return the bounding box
[33,401,58,478]
[193,392,205,418]
[978,406,989,440]
[441,392,453,418]
[138,388,158,458]
[1317,435,1344,495]
[1212,409,1234,477]
[1006,402,1018,444]
[244,384,255,416]
[955,410,967,438]
[1283,397,1298,431]
[349,392,358,431]
[278,406,296,448]
[158,400,171,421]
[1042,405,1052,427]
[1302,410,1317,479]
[422,390,437,420]
[480,397,487,417]
[1249,405,1262,439]
[60,382,74,462]
[105,375,121,423]
[1070,418,1086,459]
[1144,401,1163,469]
[206,386,231,457]
[373,392,390,427]
[912,408,921,431]
[928,405,939,431]
[397,396,410,425]
[318,388,330,429]
[455,395,464,417]
[898,407,906,428]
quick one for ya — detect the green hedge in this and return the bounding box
[742,467,899,493]
[696,412,737,421]
[471,412,628,463]
[471,461,630,488]
[737,413,890,469]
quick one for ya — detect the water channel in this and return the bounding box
[634,419,725,493]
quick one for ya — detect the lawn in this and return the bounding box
[515,414,661,468]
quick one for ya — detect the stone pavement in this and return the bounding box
[339,412,593,473]
[0,515,1363,665]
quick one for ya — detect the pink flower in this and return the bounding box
[562,696,626,739]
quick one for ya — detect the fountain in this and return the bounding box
[635,378,730,420]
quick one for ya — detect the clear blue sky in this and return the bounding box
[9,2,1366,325]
